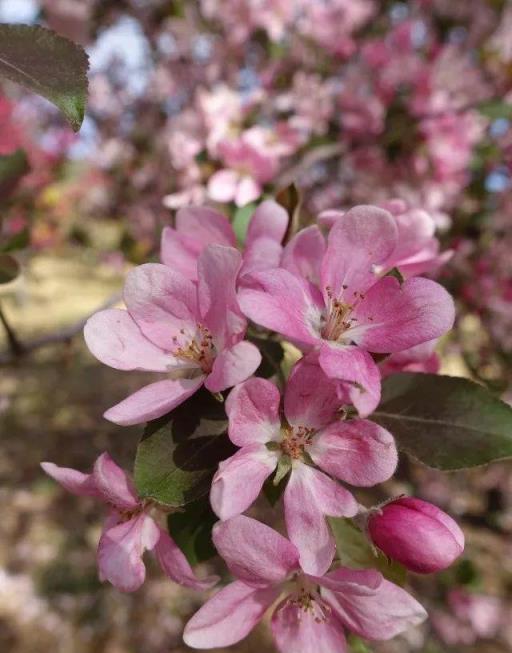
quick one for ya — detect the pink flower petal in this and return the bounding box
[205,340,261,393]
[183,580,280,648]
[160,227,203,280]
[350,276,455,353]
[97,513,160,592]
[389,209,435,264]
[246,199,288,245]
[84,309,173,372]
[154,527,219,590]
[123,263,198,351]
[317,209,344,229]
[238,268,322,348]
[310,419,398,486]
[318,344,381,417]
[322,568,427,640]
[398,247,453,279]
[210,445,278,520]
[284,464,357,576]
[212,515,300,587]
[103,376,205,426]
[284,356,340,429]
[197,244,246,349]
[241,236,284,277]
[225,377,282,447]
[235,176,261,206]
[321,205,398,302]
[272,598,348,653]
[207,169,239,203]
[40,462,99,497]
[92,452,139,509]
[317,567,382,595]
[282,225,326,287]
[176,206,236,247]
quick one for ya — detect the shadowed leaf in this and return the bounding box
[0,149,29,197]
[0,253,20,284]
[167,498,218,566]
[373,373,512,470]
[134,388,235,506]
[329,517,407,586]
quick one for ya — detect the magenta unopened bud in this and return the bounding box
[368,497,464,574]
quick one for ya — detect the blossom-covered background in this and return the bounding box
[0,0,511,651]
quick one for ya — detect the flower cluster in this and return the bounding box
[42,201,464,651]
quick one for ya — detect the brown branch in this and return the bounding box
[0,290,123,364]
[0,303,23,356]
[276,143,346,188]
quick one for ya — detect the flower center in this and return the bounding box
[321,285,366,341]
[116,498,156,523]
[321,285,363,341]
[280,424,316,459]
[172,324,216,373]
[289,581,332,624]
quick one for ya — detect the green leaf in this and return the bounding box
[134,388,235,507]
[232,202,256,245]
[0,253,20,284]
[273,454,291,485]
[477,100,512,121]
[262,467,289,507]
[0,228,29,253]
[329,517,407,586]
[0,149,29,196]
[384,266,405,284]
[248,335,285,379]
[0,24,89,131]
[373,373,512,470]
[167,498,218,566]
[348,635,373,653]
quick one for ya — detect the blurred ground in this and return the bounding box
[0,251,511,653]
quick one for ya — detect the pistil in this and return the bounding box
[172,324,216,373]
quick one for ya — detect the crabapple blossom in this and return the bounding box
[239,205,455,415]
[210,358,398,575]
[318,199,452,278]
[84,244,261,425]
[183,515,427,652]
[160,200,288,281]
[41,453,218,592]
[207,131,280,206]
[367,497,465,574]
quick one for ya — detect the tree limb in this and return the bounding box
[0,290,122,364]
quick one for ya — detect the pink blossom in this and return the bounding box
[319,200,452,278]
[297,0,375,58]
[207,131,280,207]
[416,111,487,184]
[211,359,397,575]
[367,497,464,574]
[239,205,455,414]
[41,453,218,592]
[432,589,505,646]
[84,244,261,425]
[183,515,427,651]
[161,200,288,281]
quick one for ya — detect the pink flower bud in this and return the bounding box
[368,497,464,574]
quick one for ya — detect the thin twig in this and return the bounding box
[0,290,123,364]
[0,303,24,356]
[276,143,346,188]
